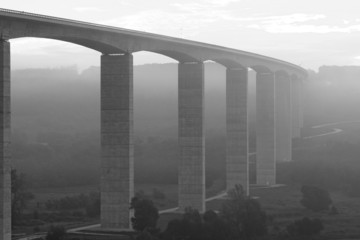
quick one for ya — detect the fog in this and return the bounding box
[13,63,360,187]
[10,63,360,238]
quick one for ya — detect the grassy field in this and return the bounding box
[29,183,179,211]
[249,185,360,239]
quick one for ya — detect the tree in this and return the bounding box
[162,209,229,240]
[11,169,34,225]
[161,219,183,240]
[300,185,332,211]
[222,184,267,239]
[130,196,159,231]
[181,207,203,240]
[202,210,230,240]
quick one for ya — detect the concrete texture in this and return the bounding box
[178,62,205,212]
[275,72,292,162]
[100,54,134,230]
[0,40,11,240]
[298,78,304,129]
[226,68,249,193]
[256,72,276,186]
[291,76,301,138]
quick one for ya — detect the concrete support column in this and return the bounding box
[178,62,205,212]
[299,78,304,129]
[0,39,11,240]
[275,72,292,162]
[226,67,248,193]
[256,71,276,186]
[291,76,301,138]
[100,53,134,230]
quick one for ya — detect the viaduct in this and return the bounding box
[0,8,306,239]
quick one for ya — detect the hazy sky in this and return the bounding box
[3,0,360,71]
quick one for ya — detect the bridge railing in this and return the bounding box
[0,8,306,75]
[0,8,143,34]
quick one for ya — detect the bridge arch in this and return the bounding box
[250,65,273,74]
[275,69,290,77]
[205,58,245,69]
[132,47,200,63]
[9,35,125,54]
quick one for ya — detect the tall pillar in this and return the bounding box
[291,76,301,138]
[299,78,304,129]
[0,40,11,240]
[256,71,276,186]
[100,53,134,230]
[226,67,249,193]
[178,61,205,212]
[275,71,292,162]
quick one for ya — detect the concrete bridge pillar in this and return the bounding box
[298,78,304,129]
[226,67,249,193]
[275,71,292,162]
[0,39,11,240]
[100,53,134,230]
[256,71,276,186]
[291,75,301,138]
[178,61,205,212]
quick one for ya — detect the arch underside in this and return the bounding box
[5,31,305,77]
[0,12,306,77]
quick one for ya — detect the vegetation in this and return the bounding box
[161,208,229,240]
[11,169,34,226]
[45,192,100,217]
[132,185,269,240]
[130,196,159,231]
[222,184,268,239]
[278,140,360,197]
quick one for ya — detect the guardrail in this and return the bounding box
[0,8,138,33]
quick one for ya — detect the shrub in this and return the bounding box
[130,196,159,231]
[222,184,267,239]
[203,210,230,240]
[300,185,332,211]
[162,209,229,240]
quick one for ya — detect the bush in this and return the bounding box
[300,185,332,211]
[130,196,159,231]
[161,209,229,240]
[203,210,230,240]
[287,217,324,236]
[222,184,267,239]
